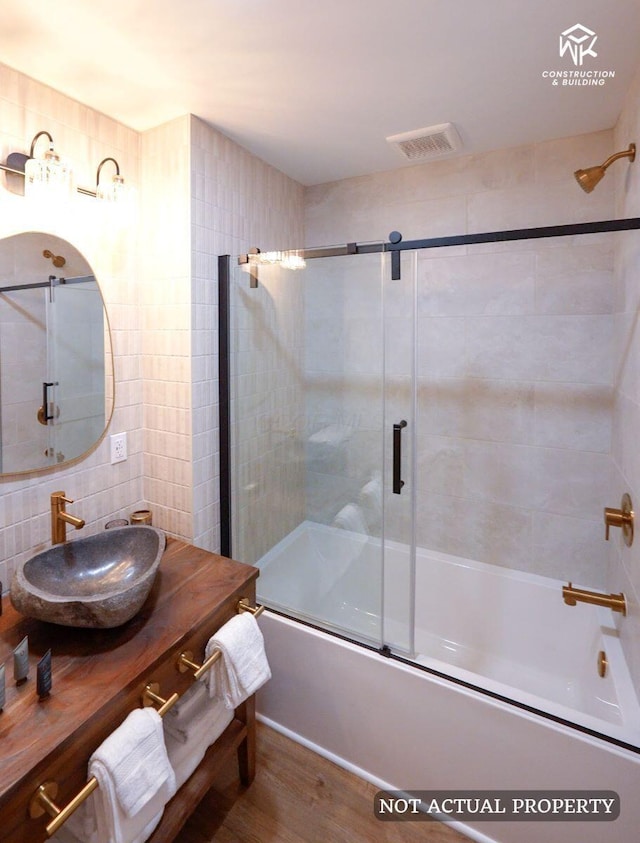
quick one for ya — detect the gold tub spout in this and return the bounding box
[562,582,627,615]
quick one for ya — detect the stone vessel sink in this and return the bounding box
[10,526,166,628]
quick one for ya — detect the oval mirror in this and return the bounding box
[0,232,113,474]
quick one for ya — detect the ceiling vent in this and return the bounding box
[386,123,462,161]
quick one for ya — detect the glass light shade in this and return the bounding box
[96,174,128,202]
[259,251,283,264]
[281,251,306,270]
[24,145,74,201]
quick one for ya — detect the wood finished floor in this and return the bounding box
[175,722,468,843]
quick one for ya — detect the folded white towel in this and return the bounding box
[50,797,98,843]
[89,707,177,843]
[164,685,233,789]
[308,423,351,446]
[333,503,368,535]
[163,682,209,743]
[359,474,382,512]
[203,613,271,707]
[50,802,98,843]
[164,682,231,745]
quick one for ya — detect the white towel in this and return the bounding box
[333,503,368,534]
[163,682,209,744]
[164,684,233,789]
[89,707,177,843]
[359,473,382,513]
[50,797,98,843]
[163,682,231,745]
[308,423,351,446]
[50,799,98,843]
[203,613,271,707]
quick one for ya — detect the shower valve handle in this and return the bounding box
[604,493,634,546]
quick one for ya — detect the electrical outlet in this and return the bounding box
[110,432,127,464]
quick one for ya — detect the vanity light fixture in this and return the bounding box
[239,246,307,287]
[94,157,127,202]
[253,249,307,270]
[23,131,74,200]
[0,130,72,197]
[280,250,306,270]
[0,132,129,201]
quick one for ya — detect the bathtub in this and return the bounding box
[255,520,640,843]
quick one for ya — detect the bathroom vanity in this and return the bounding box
[0,538,259,843]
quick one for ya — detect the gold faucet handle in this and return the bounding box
[604,493,634,546]
[604,508,625,540]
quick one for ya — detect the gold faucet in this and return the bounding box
[604,493,634,546]
[562,582,626,615]
[51,491,85,545]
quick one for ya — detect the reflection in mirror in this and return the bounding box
[0,232,113,474]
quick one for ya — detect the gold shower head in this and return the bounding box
[574,143,636,193]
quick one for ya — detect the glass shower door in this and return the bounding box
[381,250,417,657]
[47,276,105,464]
[230,249,415,654]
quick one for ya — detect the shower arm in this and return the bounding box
[600,144,636,172]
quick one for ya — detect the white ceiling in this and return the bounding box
[1,0,639,185]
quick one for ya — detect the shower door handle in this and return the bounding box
[392,420,407,494]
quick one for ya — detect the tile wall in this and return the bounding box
[140,115,304,555]
[231,259,307,564]
[304,130,619,586]
[189,116,304,553]
[0,62,143,594]
[609,61,640,695]
[139,115,193,540]
[0,63,304,594]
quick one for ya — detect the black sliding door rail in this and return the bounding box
[236,217,640,267]
[382,216,640,252]
[218,255,232,557]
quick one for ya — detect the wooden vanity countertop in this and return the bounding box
[0,538,258,808]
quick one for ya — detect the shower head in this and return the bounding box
[574,143,635,193]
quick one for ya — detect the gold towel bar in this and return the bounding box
[237,598,265,617]
[177,647,223,680]
[30,599,264,837]
[176,600,263,678]
[141,682,180,716]
[30,779,99,836]
[30,682,179,836]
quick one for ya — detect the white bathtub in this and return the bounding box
[255,520,640,843]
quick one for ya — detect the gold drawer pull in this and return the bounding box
[30,778,99,837]
[32,682,180,836]
[177,647,222,680]
[141,682,180,716]
[237,598,265,617]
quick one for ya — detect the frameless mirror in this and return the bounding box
[0,232,113,474]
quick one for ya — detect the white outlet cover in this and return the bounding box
[110,432,127,464]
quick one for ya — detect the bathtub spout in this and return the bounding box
[562,582,627,615]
